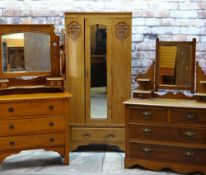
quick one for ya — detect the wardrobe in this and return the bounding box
[65,12,131,150]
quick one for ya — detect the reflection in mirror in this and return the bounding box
[159,45,192,87]
[2,32,51,73]
[90,24,107,119]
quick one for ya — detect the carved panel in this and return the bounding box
[115,22,129,41]
[67,21,81,40]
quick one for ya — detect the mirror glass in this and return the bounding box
[90,24,107,119]
[2,32,51,73]
[158,45,192,87]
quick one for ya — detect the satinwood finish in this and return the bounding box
[65,12,131,150]
[0,92,72,165]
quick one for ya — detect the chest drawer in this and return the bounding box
[128,107,167,124]
[71,128,124,142]
[0,117,65,136]
[128,123,206,145]
[128,142,206,166]
[170,109,206,126]
[0,99,64,118]
[0,132,65,151]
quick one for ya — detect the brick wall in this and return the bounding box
[0,0,205,88]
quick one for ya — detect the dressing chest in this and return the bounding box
[125,39,206,174]
[0,24,71,164]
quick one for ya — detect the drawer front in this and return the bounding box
[128,107,167,123]
[32,133,65,148]
[71,128,124,142]
[0,132,64,151]
[128,123,206,145]
[170,109,206,126]
[0,117,65,136]
[128,142,206,165]
[0,99,64,118]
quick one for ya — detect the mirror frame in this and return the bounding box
[155,38,196,92]
[0,24,60,78]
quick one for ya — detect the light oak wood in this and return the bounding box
[71,128,124,142]
[65,12,131,150]
[0,92,71,165]
[65,16,85,125]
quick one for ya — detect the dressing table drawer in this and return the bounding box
[71,128,124,142]
[0,117,65,136]
[170,109,206,126]
[0,132,65,151]
[128,123,206,145]
[0,100,64,118]
[128,142,206,166]
[128,107,167,123]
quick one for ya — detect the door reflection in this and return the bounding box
[90,24,107,119]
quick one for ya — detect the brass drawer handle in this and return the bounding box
[185,113,197,120]
[106,134,115,139]
[8,124,14,130]
[9,141,15,146]
[185,151,194,157]
[49,122,55,127]
[48,105,54,111]
[142,147,152,153]
[82,133,90,138]
[142,111,152,118]
[142,128,152,134]
[184,131,195,138]
[49,138,55,143]
[8,107,14,112]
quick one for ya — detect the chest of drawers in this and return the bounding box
[124,98,206,174]
[0,92,71,165]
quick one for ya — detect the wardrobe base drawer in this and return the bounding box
[128,141,206,166]
[71,127,125,142]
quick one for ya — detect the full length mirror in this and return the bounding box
[90,24,107,119]
[2,32,50,73]
[156,39,196,91]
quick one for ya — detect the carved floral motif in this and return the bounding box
[67,21,81,40]
[115,22,129,41]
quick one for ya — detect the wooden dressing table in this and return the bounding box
[125,39,206,174]
[0,25,72,165]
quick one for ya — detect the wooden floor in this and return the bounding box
[0,149,202,175]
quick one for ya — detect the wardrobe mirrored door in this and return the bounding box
[85,18,111,124]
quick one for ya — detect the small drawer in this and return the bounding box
[0,132,65,151]
[170,109,206,126]
[128,123,206,145]
[71,128,124,142]
[0,99,64,118]
[0,117,65,136]
[128,142,206,166]
[128,107,167,123]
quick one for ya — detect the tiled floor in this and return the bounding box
[0,149,202,175]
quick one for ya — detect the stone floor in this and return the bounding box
[0,149,202,175]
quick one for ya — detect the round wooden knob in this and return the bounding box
[8,124,14,130]
[8,107,14,112]
[48,105,54,111]
[49,138,55,143]
[9,141,15,146]
[49,122,55,127]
